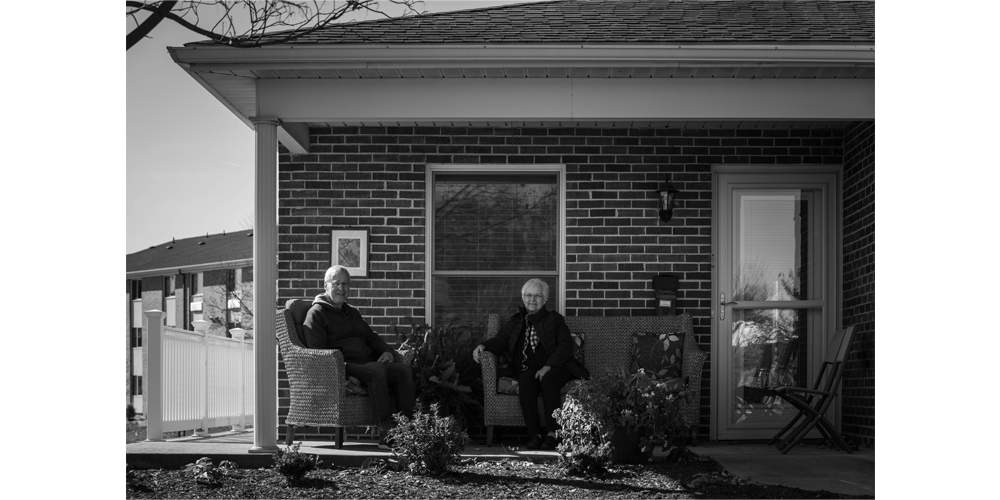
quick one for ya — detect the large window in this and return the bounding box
[428,166,564,338]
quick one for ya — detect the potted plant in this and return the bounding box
[394,319,484,430]
[554,368,688,473]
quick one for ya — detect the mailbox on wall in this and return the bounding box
[653,274,679,316]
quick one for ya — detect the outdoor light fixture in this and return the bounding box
[655,176,679,223]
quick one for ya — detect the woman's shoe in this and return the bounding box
[540,435,558,450]
[525,434,544,450]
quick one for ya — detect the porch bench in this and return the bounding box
[480,313,706,446]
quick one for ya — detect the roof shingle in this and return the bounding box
[217,0,874,46]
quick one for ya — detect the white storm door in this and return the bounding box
[714,167,839,440]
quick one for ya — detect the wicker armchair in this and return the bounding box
[481,313,705,446]
[277,298,413,448]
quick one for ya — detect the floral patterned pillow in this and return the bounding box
[631,331,685,380]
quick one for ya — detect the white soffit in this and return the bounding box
[257,77,874,122]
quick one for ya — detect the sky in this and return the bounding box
[126,1,540,254]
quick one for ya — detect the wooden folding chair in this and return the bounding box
[767,325,856,454]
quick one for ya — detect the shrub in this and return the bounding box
[395,319,484,429]
[387,403,468,476]
[183,457,238,487]
[272,442,322,484]
[126,404,137,422]
[553,394,612,475]
[555,368,689,474]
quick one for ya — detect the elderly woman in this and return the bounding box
[472,279,589,450]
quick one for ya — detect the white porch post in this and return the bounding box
[250,117,280,453]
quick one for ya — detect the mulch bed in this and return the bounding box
[127,455,873,499]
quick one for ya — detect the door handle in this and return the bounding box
[720,293,737,320]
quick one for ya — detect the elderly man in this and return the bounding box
[302,265,415,449]
[472,279,589,450]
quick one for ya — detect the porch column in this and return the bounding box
[249,117,280,453]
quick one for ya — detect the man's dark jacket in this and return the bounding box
[301,294,391,363]
[481,305,590,380]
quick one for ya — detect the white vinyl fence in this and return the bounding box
[143,310,254,441]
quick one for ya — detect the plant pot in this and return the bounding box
[610,425,648,464]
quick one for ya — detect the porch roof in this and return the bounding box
[168,0,875,150]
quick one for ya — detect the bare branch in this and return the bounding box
[127,1,425,50]
[126,1,179,50]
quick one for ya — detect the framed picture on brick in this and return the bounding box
[330,228,369,278]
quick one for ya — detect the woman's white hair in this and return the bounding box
[521,278,549,301]
[324,265,350,283]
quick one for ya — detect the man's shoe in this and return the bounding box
[540,435,558,450]
[525,434,544,450]
[378,434,393,451]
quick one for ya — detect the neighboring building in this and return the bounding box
[170,0,875,447]
[125,230,254,412]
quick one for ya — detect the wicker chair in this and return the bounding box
[480,313,705,446]
[277,298,413,448]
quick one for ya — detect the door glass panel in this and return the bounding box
[734,191,822,301]
[730,308,814,426]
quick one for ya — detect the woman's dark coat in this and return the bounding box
[481,305,590,380]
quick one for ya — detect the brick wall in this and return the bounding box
[276,125,847,442]
[840,120,875,447]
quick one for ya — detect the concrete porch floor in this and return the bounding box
[126,430,874,497]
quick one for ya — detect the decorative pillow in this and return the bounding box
[632,331,685,380]
[570,331,586,367]
[345,376,367,396]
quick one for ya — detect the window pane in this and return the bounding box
[733,190,822,301]
[434,276,558,340]
[434,174,558,272]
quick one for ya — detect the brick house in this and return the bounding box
[126,230,254,412]
[169,0,874,451]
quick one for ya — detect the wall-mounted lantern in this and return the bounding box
[655,176,679,223]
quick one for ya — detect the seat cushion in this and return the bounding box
[496,377,585,396]
[345,376,367,396]
[632,331,685,379]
